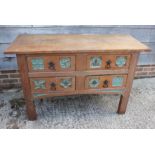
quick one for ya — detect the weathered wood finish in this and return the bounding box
[5,34,150,120]
[30,77,75,93]
[85,75,127,89]
[27,53,131,73]
[32,88,126,99]
[28,69,129,77]
[5,34,150,54]
[27,55,76,72]
[17,55,37,120]
[117,53,140,114]
[86,54,131,70]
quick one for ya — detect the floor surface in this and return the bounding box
[0,78,155,129]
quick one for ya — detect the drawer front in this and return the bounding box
[30,77,75,94]
[87,54,130,70]
[28,55,75,72]
[85,75,127,89]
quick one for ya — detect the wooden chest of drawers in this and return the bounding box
[5,34,150,120]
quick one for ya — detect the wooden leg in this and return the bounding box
[17,54,37,120]
[26,99,37,120]
[117,53,139,114]
[117,93,130,114]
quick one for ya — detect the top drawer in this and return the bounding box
[27,53,131,72]
[87,54,131,70]
[28,55,75,72]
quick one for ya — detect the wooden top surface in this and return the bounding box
[5,34,150,54]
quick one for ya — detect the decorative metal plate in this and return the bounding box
[116,56,127,67]
[32,58,44,70]
[60,57,71,69]
[60,79,72,88]
[112,77,123,87]
[33,80,46,89]
[90,56,102,68]
[89,79,100,88]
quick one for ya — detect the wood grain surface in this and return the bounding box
[5,34,150,54]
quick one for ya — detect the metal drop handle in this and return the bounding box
[50,82,56,90]
[48,62,55,70]
[103,80,109,88]
[106,60,112,69]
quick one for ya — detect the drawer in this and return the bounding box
[85,75,127,89]
[30,77,75,93]
[87,54,130,70]
[28,55,75,72]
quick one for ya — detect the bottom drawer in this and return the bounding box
[85,75,127,89]
[30,75,127,98]
[30,77,75,93]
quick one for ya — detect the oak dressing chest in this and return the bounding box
[5,34,150,120]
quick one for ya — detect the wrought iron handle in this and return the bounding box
[106,60,112,69]
[103,80,109,88]
[48,62,55,70]
[50,82,56,90]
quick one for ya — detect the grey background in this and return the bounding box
[0,25,155,69]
